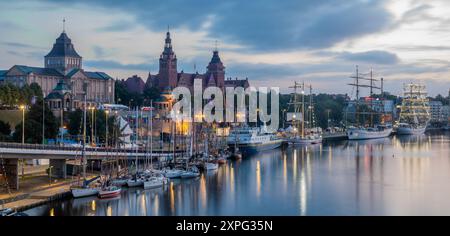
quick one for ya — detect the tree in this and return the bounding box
[143,86,161,105]
[12,99,59,144]
[67,109,83,136]
[0,83,43,108]
[115,80,130,106]
[0,120,11,141]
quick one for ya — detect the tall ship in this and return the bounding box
[227,126,283,155]
[285,82,322,145]
[346,66,393,140]
[397,83,430,135]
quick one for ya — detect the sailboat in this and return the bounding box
[346,66,393,140]
[397,83,430,135]
[127,107,144,187]
[142,101,168,188]
[71,84,101,198]
[98,185,121,198]
[286,82,322,145]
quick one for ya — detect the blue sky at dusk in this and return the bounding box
[1,0,450,96]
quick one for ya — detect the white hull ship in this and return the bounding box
[345,66,392,140]
[347,126,393,140]
[227,126,283,155]
[396,83,430,135]
[397,125,426,135]
[288,134,322,145]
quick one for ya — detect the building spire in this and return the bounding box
[214,40,218,52]
[63,18,66,33]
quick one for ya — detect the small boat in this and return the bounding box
[180,166,201,179]
[217,158,227,165]
[71,186,100,198]
[162,169,183,179]
[0,208,28,217]
[143,177,164,189]
[98,186,122,199]
[111,177,129,187]
[205,162,219,171]
[127,177,144,187]
[1,208,14,216]
[71,176,101,198]
[288,134,322,145]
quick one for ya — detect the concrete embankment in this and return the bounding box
[0,178,74,212]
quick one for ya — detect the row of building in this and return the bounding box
[0,27,250,119]
[119,30,249,95]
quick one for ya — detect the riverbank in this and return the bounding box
[1,173,97,212]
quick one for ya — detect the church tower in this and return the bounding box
[207,49,225,89]
[44,21,82,75]
[159,30,178,89]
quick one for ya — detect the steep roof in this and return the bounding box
[85,71,113,80]
[209,50,222,64]
[45,32,81,58]
[45,79,72,100]
[66,68,113,80]
[12,65,63,77]
[0,70,7,81]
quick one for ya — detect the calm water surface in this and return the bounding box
[25,132,450,216]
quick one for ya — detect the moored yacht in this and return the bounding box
[227,126,282,155]
[347,125,393,140]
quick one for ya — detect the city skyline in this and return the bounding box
[1,0,450,96]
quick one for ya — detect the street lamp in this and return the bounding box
[19,105,25,144]
[89,106,95,146]
[19,104,26,179]
[105,110,109,148]
[326,109,331,129]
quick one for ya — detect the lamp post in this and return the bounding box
[105,110,109,148]
[20,104,25,178]
[20,105,25,144]
[90,106,95,146]
[42,98,45,145]
[326,109,331,129]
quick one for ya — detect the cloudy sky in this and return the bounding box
[1,0,450,96]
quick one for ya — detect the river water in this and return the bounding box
[25,131,450,216]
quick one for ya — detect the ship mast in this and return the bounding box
[348,66,382,127]
[301,82,305,138]
[288,82,303,136]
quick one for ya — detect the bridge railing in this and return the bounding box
[0,142,184,154]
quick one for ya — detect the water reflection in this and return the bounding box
[25,132,450,216]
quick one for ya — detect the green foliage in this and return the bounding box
[12,99,59,144]
[143,86,161,105]
[280,93,347,129]
[115,80,161,108]
[0,120,11,136]
[0,120,11,141]
[68,108,117,145]
[114,80,129,106]
[67,108,83,136]
[0,83,43,108]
